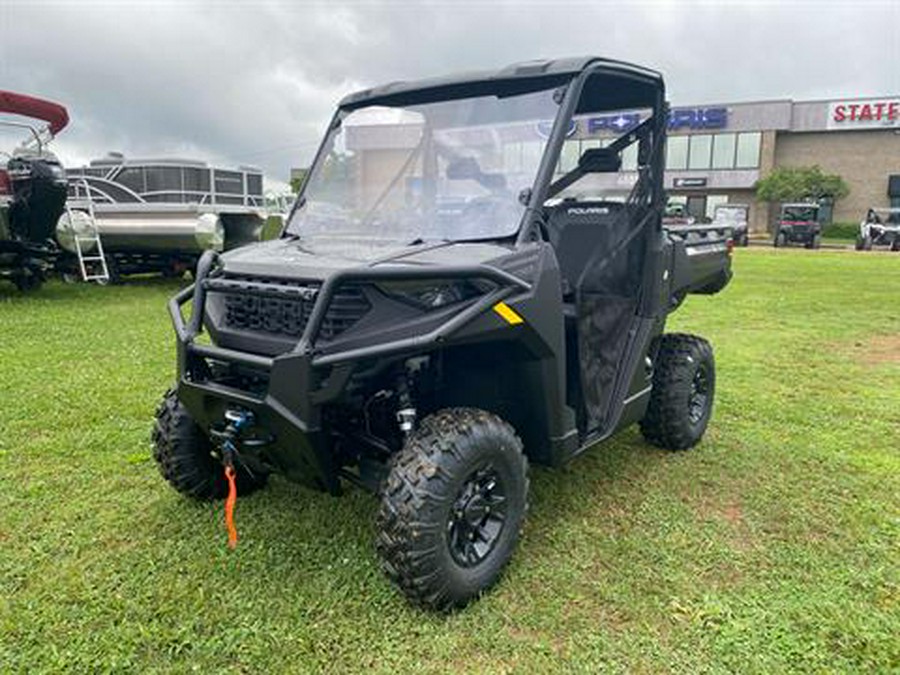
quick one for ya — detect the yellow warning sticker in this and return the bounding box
[492,302,524,325]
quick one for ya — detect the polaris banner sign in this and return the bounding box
[584,107,728,134]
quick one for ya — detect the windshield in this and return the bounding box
[782,206,817,222]
[286,87,563,243]
[713,206,748,223]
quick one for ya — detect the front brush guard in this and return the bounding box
[167,250,531,492]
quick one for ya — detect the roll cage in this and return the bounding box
[289,57,668,246]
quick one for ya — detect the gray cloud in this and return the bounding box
[2,0,897,187]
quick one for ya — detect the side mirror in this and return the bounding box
[578,148,621,173]
[446,156,507,191]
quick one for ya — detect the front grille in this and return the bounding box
[221,278,370,341]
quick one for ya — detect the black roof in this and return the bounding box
[339,56,664,112]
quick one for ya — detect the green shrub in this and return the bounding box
[260,215,284,241]
[823,221,858,240]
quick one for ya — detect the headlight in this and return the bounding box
[377,279,491,310]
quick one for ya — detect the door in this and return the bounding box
[686,195,707,222]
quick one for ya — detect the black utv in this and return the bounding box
[773,203,822,249]
[153,57,733,610]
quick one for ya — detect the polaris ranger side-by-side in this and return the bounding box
[856,208,900,251]
[773,203,822,249]
[153,57,733,610]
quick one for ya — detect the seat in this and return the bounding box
[544,200,628,298]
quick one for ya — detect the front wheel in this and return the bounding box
[640,333,716,451]
[151,389,268,500]
[376,408,528,611]
[774,231,786,248]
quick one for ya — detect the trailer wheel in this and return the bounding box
[99,255,121,285]
[151,389,268,500]
[376,408,528,611]
[13,272,43,292]
[640,333,715,451]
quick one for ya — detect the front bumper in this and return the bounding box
[168,251,531,492]
[781,224,820,242]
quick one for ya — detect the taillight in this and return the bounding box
[0,169,10,195]
[726,237,735,256]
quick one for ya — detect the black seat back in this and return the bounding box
[544,200,629,293]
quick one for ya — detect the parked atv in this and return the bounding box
[773,203,821,249]
[856,208,900,251]
[152,57,733,610]
[0,91,70,291]
[713,204,750,246]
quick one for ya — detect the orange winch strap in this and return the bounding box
[224,465,238,549]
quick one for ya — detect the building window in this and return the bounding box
[711,134,736,169]
[503,143,522,174]
[521,141,543,173]
[818,197,834,225]
[666,136,688,170]
[735,132,761,168]
[621,143,638,171]
[705,195,729,220]
[558,140,580,173]
[688,135,713,170]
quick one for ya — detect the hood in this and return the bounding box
[220,236,515,281]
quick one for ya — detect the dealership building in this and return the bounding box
[652,95,900,233]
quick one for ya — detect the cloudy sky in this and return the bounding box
[2,0,897,189]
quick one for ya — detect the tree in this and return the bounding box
[755,165,849,204]
[289,168,309,194]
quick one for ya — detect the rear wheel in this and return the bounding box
[376,408,528,611]
[152,389,268,500]
[640,333,716,451]
[891,238,900,252]
[807,234,822,249]
[863,235,874,251]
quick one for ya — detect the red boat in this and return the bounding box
[0,91,70,291]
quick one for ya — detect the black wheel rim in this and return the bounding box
[688,363,711,425]
[447,464,507,568]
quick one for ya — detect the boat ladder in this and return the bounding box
[67,179,109,283]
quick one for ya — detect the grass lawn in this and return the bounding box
[1,249,898,673]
